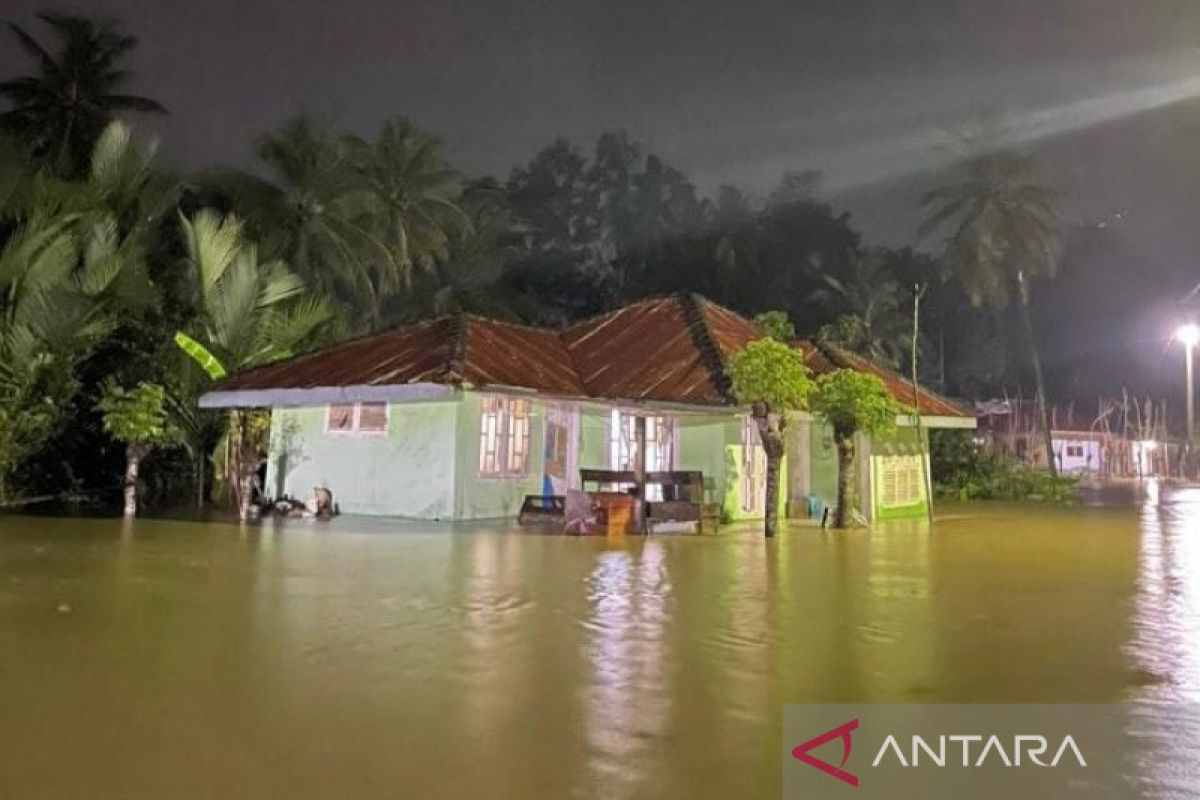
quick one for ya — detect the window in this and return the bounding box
[327,403,355,433]
[545,419,569,476]
[609,410,674,473]
[325,402,388,435]
[879,455,924,508]
[1065,444,1084,458]
[479,396,531,477]
[609,410,675,499]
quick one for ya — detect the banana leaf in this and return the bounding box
[174,332,227,380]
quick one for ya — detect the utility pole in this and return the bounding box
[1177,324,1199,478]
[912,284,934,524]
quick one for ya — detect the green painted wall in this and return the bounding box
[267,400,458,518]
[264,394,939,523]
[452,392,546,520]
[808,418,840,514]
[577,406,609,473]
[677,417,731,504]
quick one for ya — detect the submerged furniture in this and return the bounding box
[518,494,565,525]
[579,469,639,535]
[644,471,705,534]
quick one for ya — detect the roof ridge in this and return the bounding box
[441,312,469,385]
[560,293,679,334]
[677,292,737,405]
[460,312,561,335]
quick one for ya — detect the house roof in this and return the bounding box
[214,314,586,397]
[561,294,760,405]
[801,343,972,418]
[204,293,973,419]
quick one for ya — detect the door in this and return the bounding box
[741,417,766,513]
[543,403,578,497]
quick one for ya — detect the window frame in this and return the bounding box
[608,410,677,499]
[878,454,924,508]
[478,395,532,479]
[324,401,390,437]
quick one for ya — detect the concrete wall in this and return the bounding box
[267,400,458,518]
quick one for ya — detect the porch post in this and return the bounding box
[634,415,647,533]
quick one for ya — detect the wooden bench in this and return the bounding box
[580,469,638,492]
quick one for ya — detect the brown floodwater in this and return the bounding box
[1,484,1197,798]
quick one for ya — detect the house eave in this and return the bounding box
[198,382,455,409]
[898,414,977,429]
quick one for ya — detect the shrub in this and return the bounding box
[930,429,1079,502]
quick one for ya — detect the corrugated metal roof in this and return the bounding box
[217,317,455,391]
[561,295,731,405]
[209,294,973,417]
[803,341,972,418]
[460,316,585,396]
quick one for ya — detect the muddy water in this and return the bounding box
[0,486,1195,798]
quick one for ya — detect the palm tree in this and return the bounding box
[178,209,333,518]
[216,116,394,326]
[919,146,1061,475]
[0,121,167,500]
[0,13,165,177]
[811,249,910,366]
[345,117,470,299]
[179,210,331,372]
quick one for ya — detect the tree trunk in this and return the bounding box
[752,406,785,538]
[762,435,784,538]
[1017,272,1057,477]
[195,452,205,511]
[123,444,144,518]
[833,433,855,529]
[237,471,255,521]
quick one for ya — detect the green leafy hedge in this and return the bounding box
[930,429,1079,502]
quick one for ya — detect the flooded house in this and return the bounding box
[199,295,975,523]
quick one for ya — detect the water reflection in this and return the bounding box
[581,541,671,799]
[1130,483,1200,702]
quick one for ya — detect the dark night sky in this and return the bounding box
[5,1,1200,282]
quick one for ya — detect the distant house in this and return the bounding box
[976,397,1180,477]
[200,295,975,522]
[1052,430,1105,474]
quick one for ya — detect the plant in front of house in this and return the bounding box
[97,381,180,516]
[753,310,796,342]
[812,369,900,528]
[728,336,814,537]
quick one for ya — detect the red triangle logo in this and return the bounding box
[791,718,859,787]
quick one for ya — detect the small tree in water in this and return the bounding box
[728,338,814,537]
[98,382,180,517]
[812,369,899,528]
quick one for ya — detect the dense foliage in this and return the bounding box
[812,370,900,441]
[930,430,1079,502]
